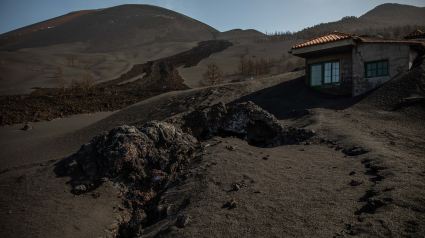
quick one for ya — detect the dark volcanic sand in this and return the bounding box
[0,59,424,237]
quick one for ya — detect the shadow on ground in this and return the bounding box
[232,76,374,120]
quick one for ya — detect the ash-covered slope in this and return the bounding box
[1,4,220,52]
[359,3,425,26]
[220,29,266,40]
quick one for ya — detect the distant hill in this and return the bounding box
[359,3,425,26]
[220,29,266,41]
[0,4,220,52]
[293,3,425,40]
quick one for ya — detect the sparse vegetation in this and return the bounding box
[74,60,81,68]
[58,77,67,96]
[237,56,270,76]
[53,66,63,77]
[199,62,225,87]
[82,69,94,90]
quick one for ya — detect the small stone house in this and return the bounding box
[288,31,425,96]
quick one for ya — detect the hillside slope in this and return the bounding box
[0,4,220,52]
[295,3,425,39]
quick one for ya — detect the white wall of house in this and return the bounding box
[352,42,411,96]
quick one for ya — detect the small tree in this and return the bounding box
[74,60,81,68]
[58,77,67,96]
[53,66,63,77]
[247,58,254,76]
[82,69,94,90]
[199,62,224,87]
[238,56,247,75]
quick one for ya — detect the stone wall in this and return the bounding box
[306,52,352,96]
[352,42,410,96]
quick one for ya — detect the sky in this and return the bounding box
[0,0,424,35]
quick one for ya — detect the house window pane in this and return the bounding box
[332,62,339,83]
[383,61,388,68]
[333,75,339,83]
[324,63,331,83]
[310,65,322,86]
[366,61,388,78]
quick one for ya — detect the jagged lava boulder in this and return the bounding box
[65,121,199,194]
[169,101,315,147]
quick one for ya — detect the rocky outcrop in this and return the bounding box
[60,102,314,237]
[65,122,199,191]
[61,121,200,236]
[169,101,315,147]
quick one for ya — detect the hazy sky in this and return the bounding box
[0,0,424,35]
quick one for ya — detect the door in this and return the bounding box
[310,64,322,91]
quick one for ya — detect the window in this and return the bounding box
[309,61,340,86]
[310,64,322,86]
[365,60,388,78]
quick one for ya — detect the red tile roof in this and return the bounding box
[404,29,425,39]
[291,31,365,49]
[290,31,425,51]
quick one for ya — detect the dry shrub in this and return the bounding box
[199,62,225,87]
[74,60,81,68]
[82,69,94,89]
[57,77,67,95]
[53,66,63,77]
